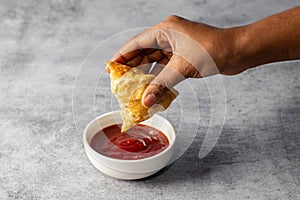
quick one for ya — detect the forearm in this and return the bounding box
[233,6,300,70]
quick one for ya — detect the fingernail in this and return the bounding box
[143,93,157,108]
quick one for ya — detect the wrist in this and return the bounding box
[217,25,253,75]
[209,26,248,75]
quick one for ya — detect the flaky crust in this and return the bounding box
[106,61,177,132]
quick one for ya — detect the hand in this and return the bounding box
[111,16,241,107]
[111,6,300,107]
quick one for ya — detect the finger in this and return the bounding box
[106,50,167,74]
[112,28,173,65]
[150,63,164,76]
[146,49,165,62]
[136,56,152,73]
[142,55,190,107]
[150,62,164,76]
[105,56,152,74]
[112,29,159,64]
[161,49,173,59]
[126,53,144,66]
[150,56,170,75]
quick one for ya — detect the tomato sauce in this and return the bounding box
[90,124,169,160]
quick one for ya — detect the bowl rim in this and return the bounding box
[83,110,176,163]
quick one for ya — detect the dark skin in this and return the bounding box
[108,6,300,107]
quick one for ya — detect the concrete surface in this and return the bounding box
[0,0,299,199]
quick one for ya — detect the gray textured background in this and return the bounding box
[0,0,300,199]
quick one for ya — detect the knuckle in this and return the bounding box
[150,80,169,96]
[157,15,182,28]
[164,15,181,22]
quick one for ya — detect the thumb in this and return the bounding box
[142,55,189,107]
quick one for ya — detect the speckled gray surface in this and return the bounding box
[1,0,300,199]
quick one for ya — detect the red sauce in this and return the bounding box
[90,124,169,160]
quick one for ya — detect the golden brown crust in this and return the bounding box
[105,61,131,81]
[106,61,177,132]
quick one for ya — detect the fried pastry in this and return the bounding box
[106,61,177,132]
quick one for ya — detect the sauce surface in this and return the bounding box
[90,124,169,160]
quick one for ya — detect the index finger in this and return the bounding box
[111,28,163,65]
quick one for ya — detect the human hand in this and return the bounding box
[110,7,300,107]
[110,16,242,107]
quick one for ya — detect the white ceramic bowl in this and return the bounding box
[83,110,176,180]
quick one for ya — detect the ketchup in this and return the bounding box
[90,124,169,160]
